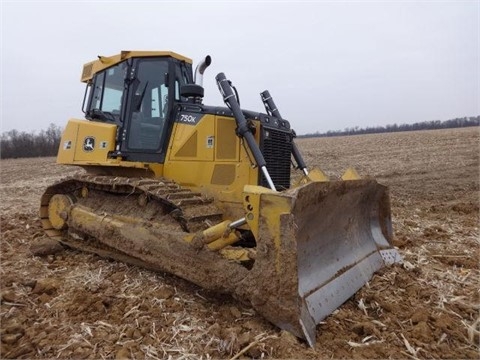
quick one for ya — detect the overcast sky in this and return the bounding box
[1,1,478,134]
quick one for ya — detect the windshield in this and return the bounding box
[88,62,127,121]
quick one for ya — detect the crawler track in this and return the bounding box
[39,174,224,269]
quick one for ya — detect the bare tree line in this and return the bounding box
[299,116,480,138]
[1,123,62,159]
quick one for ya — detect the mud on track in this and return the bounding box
[1,127,479,359]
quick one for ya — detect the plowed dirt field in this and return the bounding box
[1,127,478,359]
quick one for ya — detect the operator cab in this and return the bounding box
[82,51,194,162]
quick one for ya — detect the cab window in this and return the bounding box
[88,62,126,121]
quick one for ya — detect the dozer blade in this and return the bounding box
[241,179,401,346]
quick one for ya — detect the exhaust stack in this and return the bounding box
[194,55,212,86]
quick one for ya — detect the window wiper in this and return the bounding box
[88,109,117,122]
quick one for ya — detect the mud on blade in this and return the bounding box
[242,180,402,347]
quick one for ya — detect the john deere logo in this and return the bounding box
[83,137,95,152]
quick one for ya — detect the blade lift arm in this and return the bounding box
[216,73,277,192]
[185,73,279,253]
[260,90,309,176]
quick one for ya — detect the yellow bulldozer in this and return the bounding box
[40,51,401,346]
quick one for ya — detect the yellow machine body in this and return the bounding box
[57,113,261,218]
[44,51,402,347]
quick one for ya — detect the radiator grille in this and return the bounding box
[260,127,292,190]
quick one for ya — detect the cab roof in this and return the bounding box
[81,50,192,82]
